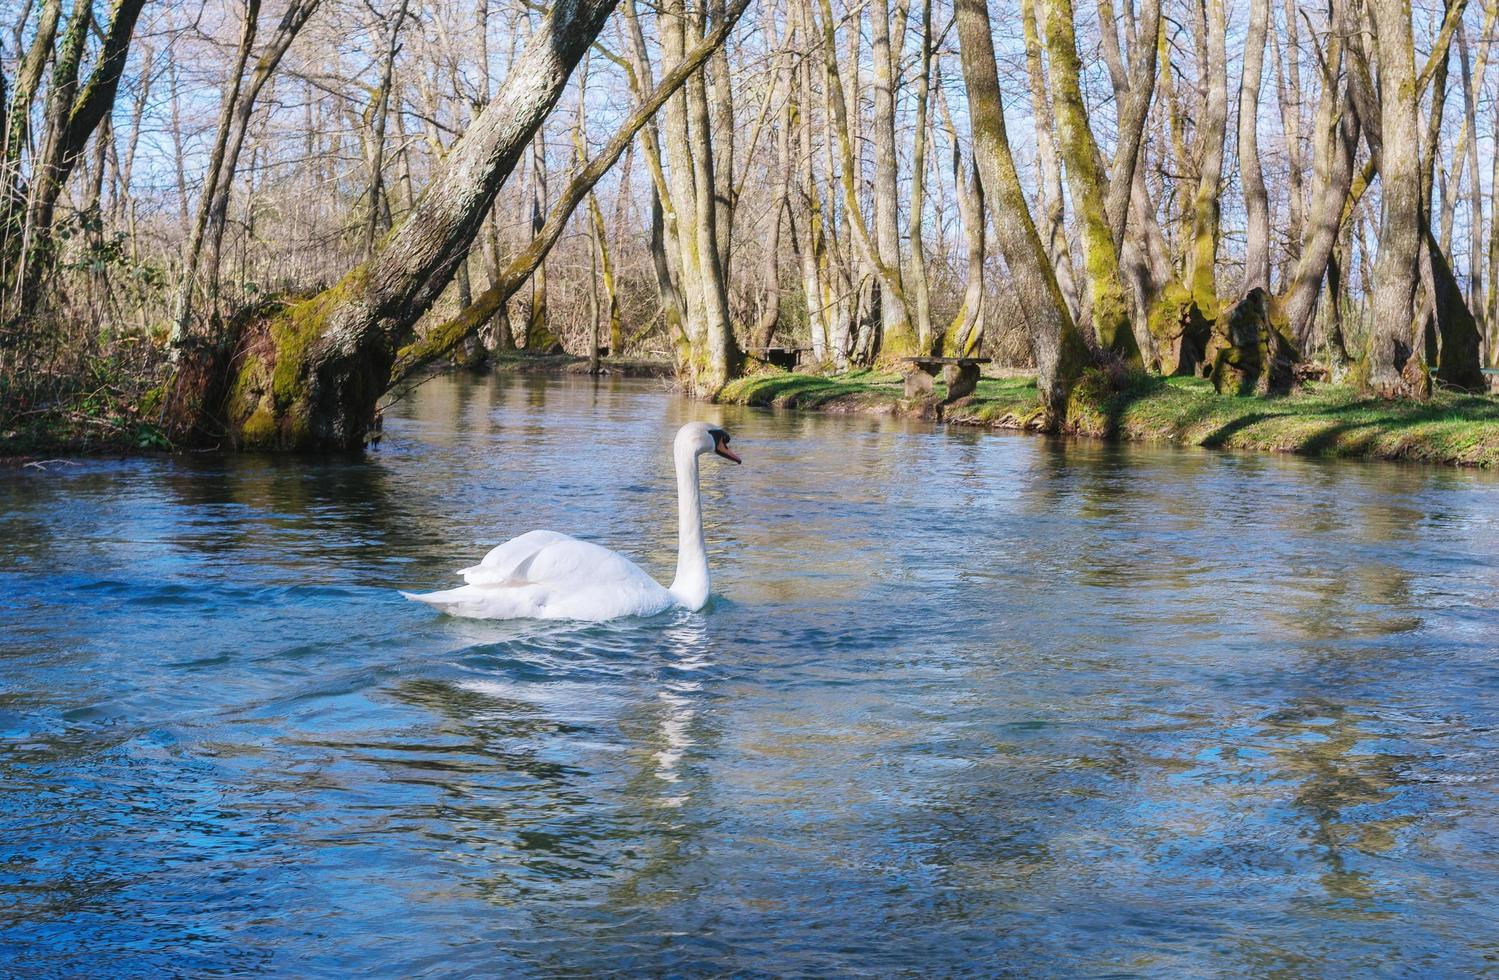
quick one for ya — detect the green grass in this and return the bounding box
[720,369,1499,468]
[719,368,910,410]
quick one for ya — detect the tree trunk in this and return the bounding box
[1184,0,1227,318]
[685,2,739,393]
[934,82,984,354]
[754,91,793,350]
[955,0,1091,425]
[1273,0,1305,274]
[813,0,910,364]
[202,0,322,321]
[385,0,751,381]
[361,0,410,263]
[1281,61,1359,348]
[1361,0,1427,397]
[0,0,62,276]
[907,0,936,351]
[12,0,147,322]
[1044,0,1141,366]
[1020,0,1080,324]
[170,0,261,350]
[191,0,621,449]
[1238,0,1270,292]
[869,0,915,356]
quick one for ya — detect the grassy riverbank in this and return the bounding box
[719,369,1499,468]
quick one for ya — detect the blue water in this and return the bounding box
[3,373,1499,976]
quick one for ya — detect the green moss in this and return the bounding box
[239,400,278,445]
[270,269,365,409]
[1149,281,1214,377]
[878,323,922,363]
[394,289,497,374]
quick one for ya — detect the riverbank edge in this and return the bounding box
[8,358,1497,467]
[718,369,1499,469]
[486,352,675,377]
[0,352,676,462]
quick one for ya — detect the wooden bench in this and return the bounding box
[900,356,991,401]
[748,346,810,370]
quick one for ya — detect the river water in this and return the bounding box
[3,374,1499,976]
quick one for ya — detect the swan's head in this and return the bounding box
[676,421,741,464]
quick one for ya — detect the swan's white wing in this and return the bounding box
[458,529,572,585]
[405,533,676,621]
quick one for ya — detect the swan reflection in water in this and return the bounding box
[654,617,712,808]
[444,611,717,820]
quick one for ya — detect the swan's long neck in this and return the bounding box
[667,445,710,610]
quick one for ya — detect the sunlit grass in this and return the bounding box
[720,368,1499,467]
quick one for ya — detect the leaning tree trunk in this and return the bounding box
[175,0,620,450]
[12,0,146,323]
[379,0,752,382]
[1281,4,1357,348]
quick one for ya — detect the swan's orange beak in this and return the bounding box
[712,431,741,464]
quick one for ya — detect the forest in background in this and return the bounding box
[1,0,1496,451]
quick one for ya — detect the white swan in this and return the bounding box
[403,421,741,621]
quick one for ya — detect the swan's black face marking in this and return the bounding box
[709,428,741,464]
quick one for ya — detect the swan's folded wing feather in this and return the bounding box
[458,529,573,586]
[521,538,657,589]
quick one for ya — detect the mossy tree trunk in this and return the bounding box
[906,0,936,351]
[195,0,620,450]
[812,0,913,365]
[685,2,740,394]
[955,0,1090,426]
[1184,0,1227,321]
[1019,0,1081,325]
[1043,0,1142,368]
[940,134,986,356]
[0,0,62,255]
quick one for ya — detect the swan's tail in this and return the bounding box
[401,584,544,619]
[402,585,479,614]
